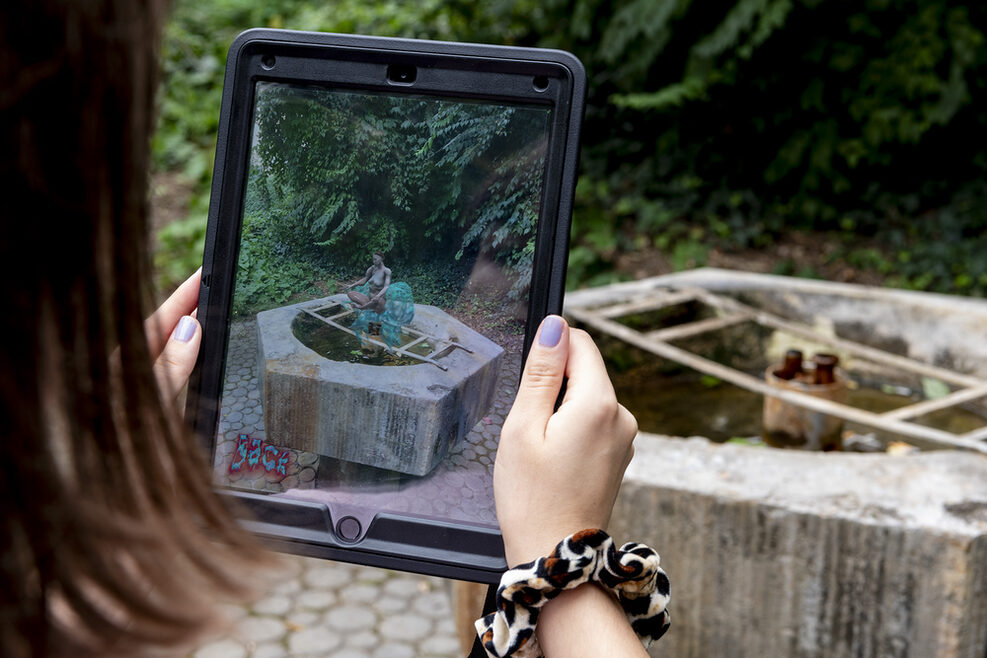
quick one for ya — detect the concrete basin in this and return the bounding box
[257,295,504,476]
[567,269,987,657]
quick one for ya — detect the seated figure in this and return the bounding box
[344,252,414,349]
[346,251,391,313]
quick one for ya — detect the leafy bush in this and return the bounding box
[508,0,987,294]
[225,84,545,316]
[252,85,546,271]
[155,0,987,297]
[152,0,509,289]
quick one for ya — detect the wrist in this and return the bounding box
[505,541,565,569]
[504,522,611,568]
[538,584,648,658]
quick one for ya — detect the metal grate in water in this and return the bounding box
[566,286,987,454]
[302,300,472,371]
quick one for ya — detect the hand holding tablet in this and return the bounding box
[495,316,638,568]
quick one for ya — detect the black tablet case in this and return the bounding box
[186,29,585,584]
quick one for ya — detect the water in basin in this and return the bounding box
[291,312,433,366]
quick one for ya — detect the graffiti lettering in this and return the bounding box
[229,434,290,476]
[247,437,262,468]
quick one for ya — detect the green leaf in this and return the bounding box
[610,76,708,110]
[921,377,951,400]
[726,437,764,447]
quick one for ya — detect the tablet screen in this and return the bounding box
[209,80,551,538]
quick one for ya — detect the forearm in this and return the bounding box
[538,584,649,658]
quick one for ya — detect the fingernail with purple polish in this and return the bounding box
[173,316,197,343]
[538,315,564,347]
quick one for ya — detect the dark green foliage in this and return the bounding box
[526,0,987,294]
[152,0,516,288]
[398,262,471,309]
[828,182,987,293]
[529,0,986,202]
[229,206,327,317]
[154,0,987,296]
[252,85,546,265]
[230,84,547,316]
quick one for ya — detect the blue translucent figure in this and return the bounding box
[348,281,415,350]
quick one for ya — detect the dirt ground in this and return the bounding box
[612,231,889,288]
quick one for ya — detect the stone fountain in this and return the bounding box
[256,295,504,476]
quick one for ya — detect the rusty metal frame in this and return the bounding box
[302,300,472,371]
[565,287,987,454]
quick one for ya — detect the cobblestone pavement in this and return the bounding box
[189,554,464,658]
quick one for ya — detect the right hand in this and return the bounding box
[494,315,638,567]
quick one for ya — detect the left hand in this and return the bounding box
[146,268,203,400]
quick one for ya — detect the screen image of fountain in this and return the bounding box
[256,294,504,477]
[210,81,549,529]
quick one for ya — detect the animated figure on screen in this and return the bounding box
[344,252,414,349]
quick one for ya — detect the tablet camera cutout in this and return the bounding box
[336,516,363,542]
[532,75,550,92]
[386,64,417,85]
[260,54,276,71]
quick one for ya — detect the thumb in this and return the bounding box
[153,315,202,400]
[509,315,570,429]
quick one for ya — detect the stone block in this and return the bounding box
[610,434,987,658]
[256,296,503,476]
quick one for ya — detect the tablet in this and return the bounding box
[186,29,585,583]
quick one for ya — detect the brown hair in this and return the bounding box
[0,2,269,656]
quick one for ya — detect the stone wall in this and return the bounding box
[610,435,987,658]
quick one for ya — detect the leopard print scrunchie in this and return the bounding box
[474,528,670,658]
